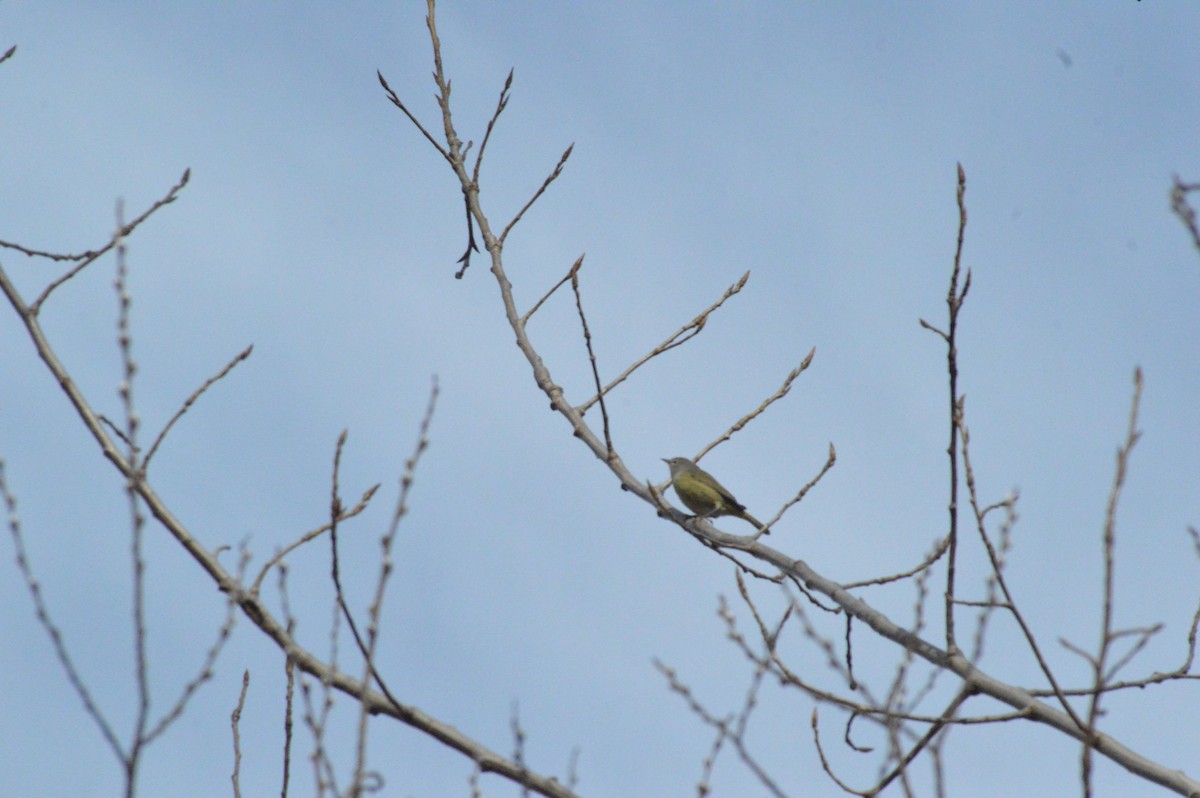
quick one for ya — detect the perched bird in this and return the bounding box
[662,457,769,534]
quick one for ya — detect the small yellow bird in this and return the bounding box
[662,457,769,534]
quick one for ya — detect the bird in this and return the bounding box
[662,457,768,534]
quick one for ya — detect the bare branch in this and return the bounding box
[143,344,254,469]
[230,670,250,798]
[843,535,949,590]
[23,169,190,313]
[811,710,869,797]
[250,482,380,594]
[454,194,481,279]
[523,255,583,325]
[1182,527,1200,674]
[113,208,153,792]
[917,317,948,342]
[868,690,971,798]
[473,69,514,185]
[694,349,816,464]
[1102,625,1163,684]
[934,162,969,656]
[353,377,440,794]
[960,413,1087,730]
[0,238,105,262]
[499,143,574,246]
[11,5,1197,796]
[969,492,1018,663]
[655,659,791,798]
[282,652,296,798]
[144,545,244,744]
[1,457,126,760]
[696,719,728,798]
[3,213,581,798]
[752,441,836,537]
[1082,367,1144,794]
[570,262,613,458]
[376,69,451,163]
[577,272,751,413]
[1169,175,1200,255]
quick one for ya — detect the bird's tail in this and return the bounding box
[740,512,769,535]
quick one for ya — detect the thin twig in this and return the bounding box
[282,649,295,798]
[114,202,153,797]
[144,546,243,743]
[751,441,835,536]
[811,710,869,796]
[1,458,125,760]
[565,748,580,792]
[250,482,380,594]
[498,143,574,247]
[473,69,514,186]
[960,414,1087,731]
[288,556,341,798]
[576,272,750,413]
[1169,175,1200,254]
[522,255,582,325]
[376,70,451,163]
[926,162,969,656]
[0,238,104,262]
[778,584,859,693]
[144,344,254,469]
[693,349,816,464]
[969,493,1018,663]
[28,169,190,312]
[655,659,790,798]
[352,378,439,795]
[570,262,613,458]
[98,414,136,451]
[1024,669,1200,699]
[454,194,481,279]
[868,690,972,797]
[843,535,950,590]
[0,145,582,798]
[510,705,531,798]
[1101,624,1162,683]
[1181,527,1200,674]
[696,721,728,797]
[231,670,251,798]
[1082,367,1144,795]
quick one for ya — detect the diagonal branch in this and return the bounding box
[499,143,574,247]
[576,271,751,413]
[522,255,583,325]
[694,349,815,463]
[143,344,254,469]
[377,70,451,164]
[1,457,127,762]
[21,169,190,313]
[381,6,1200,795]
[960,414,1087,731]
[1,246,582,798]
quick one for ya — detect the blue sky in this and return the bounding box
[2,3,1199,796]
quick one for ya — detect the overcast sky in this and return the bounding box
[2,3,1199,797]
